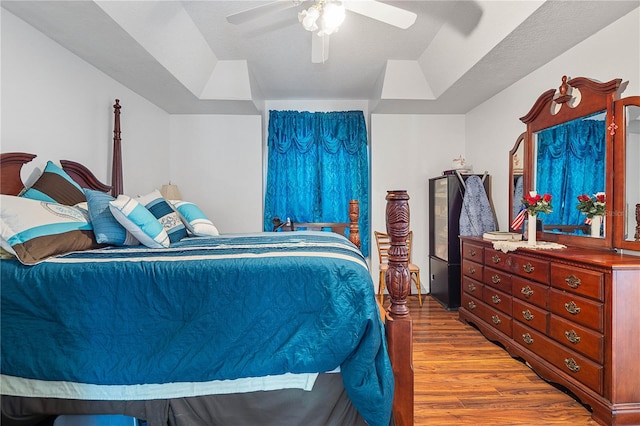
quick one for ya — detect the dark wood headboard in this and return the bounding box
[0,100,122,196]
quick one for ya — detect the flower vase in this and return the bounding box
[527,215,537,246]
[590,215,602,237]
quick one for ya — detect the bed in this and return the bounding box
[1,100,414,426]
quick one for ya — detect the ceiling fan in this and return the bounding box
[226,0,417,63]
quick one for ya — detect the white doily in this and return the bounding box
[492,240,567,253]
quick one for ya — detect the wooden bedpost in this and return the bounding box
[384,190,414,426]
[348,199,361,249]
[111,99,123,196]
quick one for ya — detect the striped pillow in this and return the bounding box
[20,161,86,205]
[171,200,219,237]
[137,190,187,243]
[109,195,170,248]
[0,195,101,265]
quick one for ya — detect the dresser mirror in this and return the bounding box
[531,111,607,237]
[520,76,621,249]
[508,132,525,231]
[613,96,640,251]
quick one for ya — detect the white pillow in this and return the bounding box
[109,195,170,248]
[170,200,219,237]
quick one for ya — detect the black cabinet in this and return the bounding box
[428,174,490,310]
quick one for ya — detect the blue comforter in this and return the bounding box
[1,231,393,425]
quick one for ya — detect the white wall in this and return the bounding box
[371,114,466,292]
[1,10,170,196]
[466,8,640,231]
[168,115,263,233]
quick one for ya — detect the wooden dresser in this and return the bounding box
[459,236,640,425]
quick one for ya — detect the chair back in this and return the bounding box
[375,230,413,264]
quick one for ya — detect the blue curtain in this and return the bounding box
[264,110,370,256]
[536,115,605,229]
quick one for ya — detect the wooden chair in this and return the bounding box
[374,230,422,306]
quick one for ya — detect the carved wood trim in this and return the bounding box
[60,160,112,193]
[111,99,123,196]
[0,152,36,195]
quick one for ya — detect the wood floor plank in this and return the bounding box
[397,295,598,425]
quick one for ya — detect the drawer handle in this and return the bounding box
[564,301,581,315]
[468,283,476,292]
[523,262,535,273]
[521,286,534,298]
[468,301,476,310]
[491,255,501,264]
[468,266,476,275]
[491,274,501,284]
[564,358,581,373]
[491,315,501,325]
[492,295,501,304]
[522,333,534,345]
[469,249,477,257]
[565,330,581,344]
[522,310,534,321]
[565,274,581,289]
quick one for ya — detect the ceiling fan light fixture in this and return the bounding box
[298,1,345,36]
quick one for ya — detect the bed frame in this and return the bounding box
[0,100,414,425]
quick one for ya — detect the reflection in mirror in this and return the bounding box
[508,133,525,231]
[533,111,606,237]
[624,105,640,242]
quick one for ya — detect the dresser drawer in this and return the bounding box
[462,275,483,299]
[512,298,548,334]
[513,322,603,394]
[512,276,548,309]
[548,289,603,332]
[483,286,512,316]
[462,293,512,338]
[510,253,550,284]
[484,248,511,272]
[462,258,483,281]
[462,242,484,262]
[483,266,512,294]
[549,314,604,364]
[550,264,604,302]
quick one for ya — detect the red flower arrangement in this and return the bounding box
[522,191,553,216]
[577,192,606,218]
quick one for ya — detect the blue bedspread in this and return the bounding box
[1,232,393,426]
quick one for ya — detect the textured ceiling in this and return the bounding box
[3,1,638,114]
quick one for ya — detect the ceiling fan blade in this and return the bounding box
[311,33,330,63]
[226,0,298,25]
[344,0,417,29]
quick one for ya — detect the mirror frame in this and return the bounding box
[508,132,526,231]
[613,95,640,252]
[520,76,621,249]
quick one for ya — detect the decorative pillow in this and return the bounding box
[0,195,102,265]
[109,195,170,248]
[85,189,139,246]
[171,200,219,237]
[137,190,187,243]
[20,161,86,205]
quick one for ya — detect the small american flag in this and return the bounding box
[511,206,526,231]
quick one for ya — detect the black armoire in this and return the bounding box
[428,174,490,310]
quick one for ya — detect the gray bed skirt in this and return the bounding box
[2,373,370,426]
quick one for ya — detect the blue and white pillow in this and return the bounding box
[137,190,187,243]
[171,200,219,237]
[20,161,86,206]
[109,195,170,248]
[85,189,139,246]
[0,195,101,264]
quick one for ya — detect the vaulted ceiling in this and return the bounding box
[3,1,638,114]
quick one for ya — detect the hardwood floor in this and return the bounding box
[401,295,598,425]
